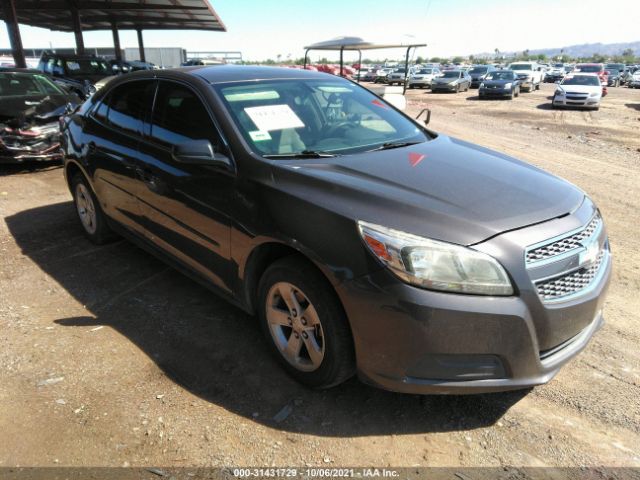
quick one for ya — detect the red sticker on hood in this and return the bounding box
[371,99,387,109]
[408,152,426,167]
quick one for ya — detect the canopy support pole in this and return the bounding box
[403,46,412,95]
[357,49,362,83]
[136,28,146,62]
[2,0,26,68]
[70,3,85,55]
[339,46,344,77]
[111,20,122,62]
[303,48,309,69]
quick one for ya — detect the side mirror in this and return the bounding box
[416,108,431,126]
[172,139,232,169]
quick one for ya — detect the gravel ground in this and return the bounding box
[0,82,639,469]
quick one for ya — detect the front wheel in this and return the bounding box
[257,256,355,389]
[71,173,117,244]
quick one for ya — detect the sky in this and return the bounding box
[1,0,639,61]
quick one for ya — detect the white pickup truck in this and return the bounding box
[508,61,544,92]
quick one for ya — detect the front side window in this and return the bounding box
[216,79,429,157]
[101,80,156,136]
[151,81,221,148]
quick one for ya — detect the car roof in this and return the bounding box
[183,65,336,83]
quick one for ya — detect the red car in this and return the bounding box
[575,63,609,85]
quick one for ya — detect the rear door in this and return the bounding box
[135,80,235,293]
[85,79,156,236]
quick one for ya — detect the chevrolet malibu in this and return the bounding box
[553,73,603,110]
[60,66,611,394]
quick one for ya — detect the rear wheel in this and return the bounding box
[71,173,117,244]
[257,256,355,389]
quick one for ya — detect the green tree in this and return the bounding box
[451,56,465,64]
[429,56,443,64]
[415,55,425,64]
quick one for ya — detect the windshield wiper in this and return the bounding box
[263,150,340,159]
[367,141,422,152]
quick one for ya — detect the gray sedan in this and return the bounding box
[431,70,472,93]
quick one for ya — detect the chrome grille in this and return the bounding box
[526,213,601,264]
[536,250,605,301]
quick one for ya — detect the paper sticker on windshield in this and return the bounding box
[248,130,272,142]
[244,104,305,131]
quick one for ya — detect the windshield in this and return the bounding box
[485,71,515,80]
[470,67,488,74]
[553,63,564,68]
[442,71,461,78]
[65,59,110,76]
[215,79,429,157]
[510,64,533,71]
[0,72,65,96]
[576,65,602,73]
[561,75,601,86]
[417,69,433,74]
[608,69,620,75]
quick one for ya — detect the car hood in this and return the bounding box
[433,77,457,83]
[482,79,514,86]
[271,135,584,246]
[0,93,77,125]
[559,84,600,94]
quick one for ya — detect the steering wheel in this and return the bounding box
[325,121,357,138]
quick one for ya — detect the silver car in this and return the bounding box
[408,67,442,89]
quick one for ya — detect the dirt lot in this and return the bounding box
[1,82,639,469]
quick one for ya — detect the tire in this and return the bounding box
[70,173,117,244]
[536,82,541,90]
[515,87,520,97]
[409,84,414,89]
[257,256,355,389]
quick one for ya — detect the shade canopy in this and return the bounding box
[304,36,426,51]
[0,0,226,31]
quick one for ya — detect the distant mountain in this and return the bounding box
[474,41,640,59]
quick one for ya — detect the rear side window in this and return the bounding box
[150,81,221,148]
[97,80,156,136]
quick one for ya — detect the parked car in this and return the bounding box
[109,60,156,74]
[60,66,611,395]
[362,69,377,81]
[0,68,80,163]
[408,67,442,89]
[606,69,622,87]
[628,69,640,88]
[605,63,625,76]
[431,70,471,92]
[552,73,603,110]
[507,62,543,92]
[574,63,608,85]
[545,63,566,83]
[478,70,521,99]
[37,51,111,98]
[386,67,408,85]
[373,67,394,83]
[468,65,496,88]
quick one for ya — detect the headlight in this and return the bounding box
[479,82,485,88]
[357,221,513,295]
[589,92,599,97]
[504,83,512,89]
[555,88,565,96]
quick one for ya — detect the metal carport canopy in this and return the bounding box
[1,0,226,67]
[304,37,426,93]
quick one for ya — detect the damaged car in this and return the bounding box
[1,68,80,163]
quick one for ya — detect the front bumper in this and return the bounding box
[408,79,432,87]
[479,87,513,97]
[337,201,611,394]
[431,83,457,92]
[629,80,640,88]
[553,95,601,108]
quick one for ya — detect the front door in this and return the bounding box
[135,80,235,293]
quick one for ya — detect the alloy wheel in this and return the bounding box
[266,281,325,372]
[75,183,97,235]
